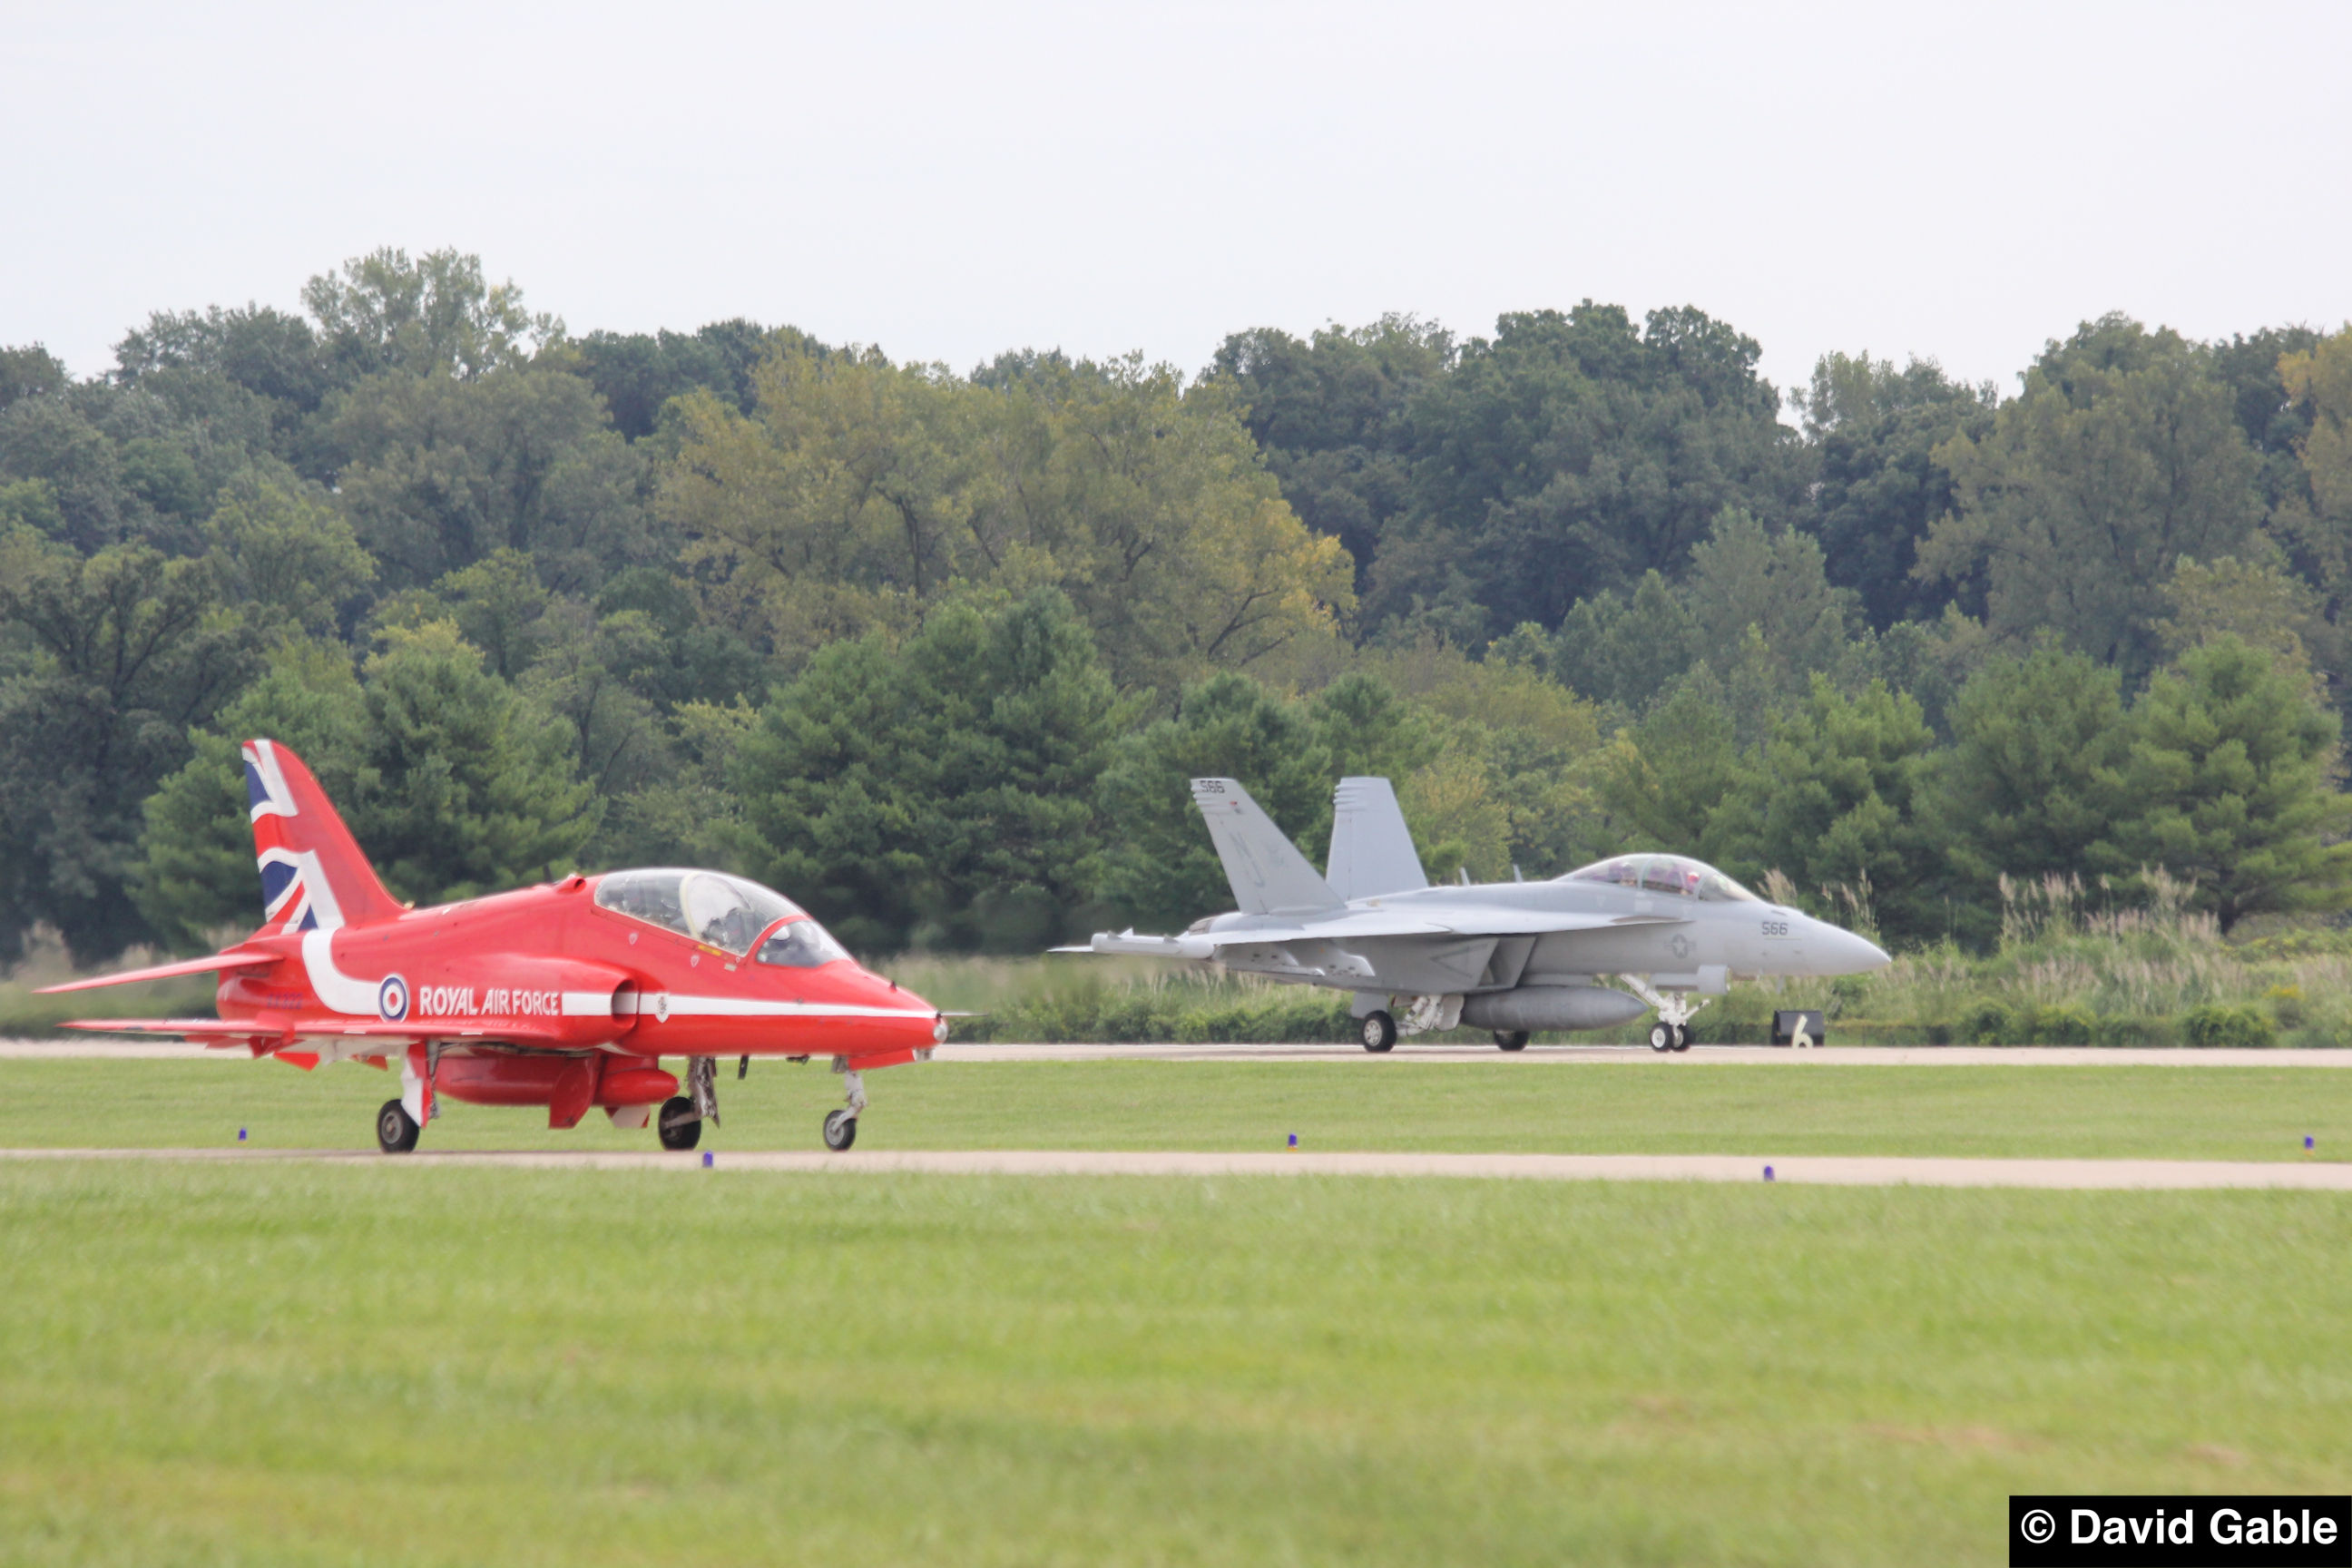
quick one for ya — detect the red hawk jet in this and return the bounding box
[41,740,943,1152]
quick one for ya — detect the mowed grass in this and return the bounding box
[1,1163,2347,1566]
[0,1056,2347,1161]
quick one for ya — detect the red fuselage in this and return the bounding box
[200,870,940,1117]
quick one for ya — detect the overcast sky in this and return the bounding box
[7,1,2347,403]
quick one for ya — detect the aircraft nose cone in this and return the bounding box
[1817,923,1891,974]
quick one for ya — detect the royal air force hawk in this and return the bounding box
[1067,776,1890,1051]
[42,740,943,1152]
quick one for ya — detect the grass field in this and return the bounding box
[2,1163,2347,1566]
[1,1055,2347,1161]
[5,1059,2348,1564]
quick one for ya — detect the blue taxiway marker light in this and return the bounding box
[1762,1164,1774,1181]
[701,1151,713,1168]
[1288,1133,1298,1148]
[237,1129,246,1142]
[2308,1136,2317,1153]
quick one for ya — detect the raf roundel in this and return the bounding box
[377,974,410,1022]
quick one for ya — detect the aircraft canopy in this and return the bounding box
[1560,854,1760,903]
[598,868,808,955]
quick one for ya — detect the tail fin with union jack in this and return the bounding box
[243,740,404,936]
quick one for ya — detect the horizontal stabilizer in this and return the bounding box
[1190,779,1342,916]
[58,1017,290,1043]
[36,948,279,995]
[1328,777,1427,901]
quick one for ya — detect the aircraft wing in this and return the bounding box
[1286,906,1685,940]
[58,1015,567,1050]
[36,947,280,994]
[58,1017,299,1046]
[1083,906,1686,956]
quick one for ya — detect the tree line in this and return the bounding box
[3,249,2348,962]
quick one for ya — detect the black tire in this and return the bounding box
[1671,1024,1693,1053]
[376,1098,420,1154]
[1360,1010,1398,1053]
[1494,1031,1530,1052]
[1648,1022,1674,1053]
[657,1095,701,1152]
[823,1109,858,1151]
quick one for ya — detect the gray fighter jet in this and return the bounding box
[1073,776,1890,1051]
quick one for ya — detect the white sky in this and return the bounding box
[6,1,2347,403]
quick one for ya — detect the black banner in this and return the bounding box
[2011,1496,2350,1566]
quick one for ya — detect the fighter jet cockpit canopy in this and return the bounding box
[1559,853,1762,903]
[593,868,852,965]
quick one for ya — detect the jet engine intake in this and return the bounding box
[1460,986,1648,1033]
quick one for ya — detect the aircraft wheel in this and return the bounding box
[1494,1031,1530,1052]
[1671,1024,1693,1053]
[823,1110,858,1151]
[657,1095,701,1152]
[1648,1022,1674,1053]
[376,1098,420,1154]
[1360,1010,1398,1053]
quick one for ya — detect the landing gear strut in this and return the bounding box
[376,1098,420,1154]
[1622,976,1705,1055]
[823,1064,866,1150]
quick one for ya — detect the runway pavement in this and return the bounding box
[5,1038,2349,1066]
[3,1145,2347,1188]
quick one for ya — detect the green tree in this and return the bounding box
[1933,646,2129,933]
[358,622,598,902]
[1548,571,1703,710]
[302,248,560,382]
[1708,677,1942,944]
[327,367,645,589]
[663,347,1355,696]
[1371,302,1808,638]
[734,589,1122,952]
[1093,672,1333,931]
[1597,671,1740,852]
[201,474,377,637]
[2273,328,2352,660]
[131,640,371,948]
[1680,507,1862,708]
[1799,352,1995,628]
[0,345,69,412]
[0,529,257,959]
[1210,314,1455,593]
[1920,316,2263,678]
[2092,636,2352,932]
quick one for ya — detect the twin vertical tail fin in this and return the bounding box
[243,740,404,936]
[1326,777,1428,901]
[1189,779,1343,916]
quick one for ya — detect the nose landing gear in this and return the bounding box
[376,1099,421,1153]
[823,1064,867,1150]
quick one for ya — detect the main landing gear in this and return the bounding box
[823,1067,867,1150]
[658,1096,702,1152]
[1647,1022,1692,1054]
[377,1099,421,1153]
[657,1055,726,1152]
[1360,1010,1398,1053]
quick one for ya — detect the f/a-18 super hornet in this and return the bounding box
[1071,776,1889,1052]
